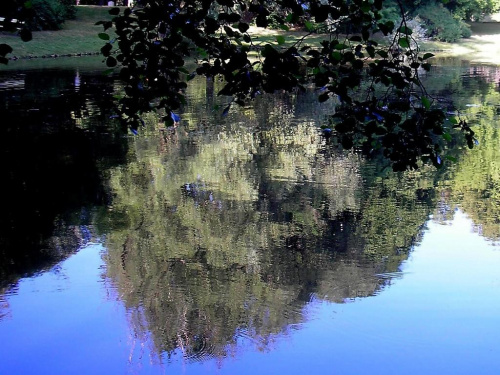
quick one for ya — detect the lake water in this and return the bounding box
[1,58,500,374]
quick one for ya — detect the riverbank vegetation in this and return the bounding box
[2,5,500,61]
[1,6,114,58]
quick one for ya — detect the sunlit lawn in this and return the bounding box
[2,6,500,65]
[1,6,115,58]
[250,23,500,65]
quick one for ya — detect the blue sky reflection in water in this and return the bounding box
[1,211,499,374]
[0,244,141,374]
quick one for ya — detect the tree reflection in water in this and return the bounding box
[101,78,436,363]
[2,62,500,367]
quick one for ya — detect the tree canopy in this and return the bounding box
[96,0,476,171]
[0,0,74,35]
[1,0,479,170]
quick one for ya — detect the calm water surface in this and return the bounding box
[1,58,500,374]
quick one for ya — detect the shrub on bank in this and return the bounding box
[27,0,75,31]
[417,2,472,42]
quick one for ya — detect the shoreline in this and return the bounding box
[3,7,500,67]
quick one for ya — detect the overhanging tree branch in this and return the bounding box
[98,0,476,171]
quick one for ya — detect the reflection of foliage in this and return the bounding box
[358,171,435,267]
[102,79,438,362]
[448,120,500,239]
[422,63,500,240]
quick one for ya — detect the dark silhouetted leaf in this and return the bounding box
[0,44,13,56]
[238,22,249,33]
[106,56,117,67]
[20,28,32,42]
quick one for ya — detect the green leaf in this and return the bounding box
[421,96,431,109]
[276,35,285,45]
[445,156,457,162]
[304,21,314,32]
[334,43,348,50]
[448,116,459,124]
[331,51,342,61]
[98,33,110,41]
[279,24,290,31]
[178,94,186,105]
[376,50,388,58]
[196,48,208,58]
[398,38,409,48]
[361,4,371,12]
[442,133,452,142]
[261,44,277,58]
[422,53,435,60]
[398,26,412,35]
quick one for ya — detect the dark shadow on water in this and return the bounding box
[0,67,128,286]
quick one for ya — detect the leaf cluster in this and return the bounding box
[98,0,476,170]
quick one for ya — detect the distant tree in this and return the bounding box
[0,1,33,63]
[26,0,75,30]
[381,0,500,42]
[0,0,75,42]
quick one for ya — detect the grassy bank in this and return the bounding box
[249,23,500,65]
[2,6,500,64]
[420,22,500,64]
[1,6,115,58]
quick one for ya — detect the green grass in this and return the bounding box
[1,6,116,58]
[250,23,500,65]
[3,6,500,65]
[246,26,328,48]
